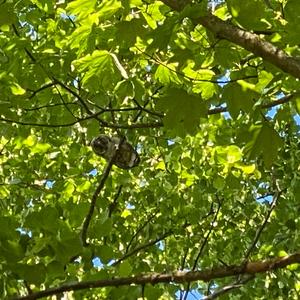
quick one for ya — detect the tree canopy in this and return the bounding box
[1,0,300,299]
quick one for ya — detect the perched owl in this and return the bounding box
[91,135,140,169]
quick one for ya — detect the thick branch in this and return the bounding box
[160,1,300,79]
[13,251,300,300]
[197,14,300,79]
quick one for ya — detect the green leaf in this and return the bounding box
[193,81,218,100]
[284,0,300,45]
[215,145,242,165]
[69,25,92,50]
[222,83,256,118]
[226,145,243,163]
[255,70,274,93]
[244,123,283,167]
[0,3,16,25]
[141,2,165,29]
[0,217,18,239]
[97,245,114,264]
[155,63,182,85]
[67,0,96,19]
[114,80,134,100]
[17,263,46,285]
[157,88,207,136]
[227,0,269,31]
[97,0,122,21]
[73,50,119,89]
[116,19,146,45]
[10,82,26,95]
[213,176,225,190]
[1,240,24,262]
[180,1,208,19]
[119,260,133,277]
[91,218,113,238]
[46,260,65,280]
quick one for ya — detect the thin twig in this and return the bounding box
[261,93,299,109]
[108,185,123,218]
[0,117,162,129]
[112,229,174,266]
[125,209,160,252]
[135,46,257,84]
[132,98,164,118]
[3,87,296,129]
[28,82,57,99]
[183,200,222,300]
[23,102,79,111]
[243,191,281,261]
[53,78,94,115]
[202,275,254,300]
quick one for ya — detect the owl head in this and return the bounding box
[91,135,112,157]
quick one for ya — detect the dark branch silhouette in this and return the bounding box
[0,117,162,129]
[183,200,221,300]
[2,91,298,130]
[244,191,282,261]
[203,275,254,300]
[81,138,126,246]
[112,230,174,267]
[28,82,57,99]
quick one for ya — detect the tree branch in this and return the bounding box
[0,117,162,129]
[28,82,57,99]
[1,91,296,129]
[112,229,174,266]
[160,1,300,79]
[203,275,254,300]
[53,78,94,115]
[197,14,300,79]
[81,138,126,246]
[261,93,299,109]
[135,46,257,83]
[80,159,115,247]
[243,191,281,261]
[183,200,221,300]
[13,251,300,300]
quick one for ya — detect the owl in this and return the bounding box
[91,135,140,169]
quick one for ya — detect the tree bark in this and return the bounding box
[14,252,300,300]
[160,0,300,79]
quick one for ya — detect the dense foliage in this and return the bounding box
[1,0,300,299]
